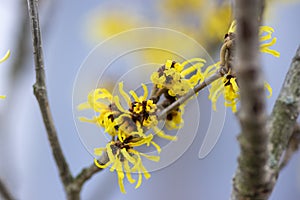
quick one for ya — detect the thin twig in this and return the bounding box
[231,0,270,199]
[74,154,109,188]
[0,178,15,200]
[27,0,73,190]
[157,72,221,120]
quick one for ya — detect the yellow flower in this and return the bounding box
[202,3,232,41]
[223,76,239,113]
[208,72,239,113]
[151,58,205,97]
[125,83,176,140]
[79,80,183,193]
[160,0,204,14]
[207,65,273,113]
[94,123,161,193]
[78,88,123,136]
[0,50,10,99]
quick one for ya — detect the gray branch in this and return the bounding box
[74,154,109,188]
[269,46,300,167]
[279,123,300,170]
[27,0,73,192]
[0,178,15,200]
[232,0,270,199]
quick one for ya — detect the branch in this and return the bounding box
[279,123,300,170]
[157,72,221,120]
[269,46,300,168]
[232,0,270,199]
[27,0,73,189]
[74,154,109,188]
[0,178,15,200]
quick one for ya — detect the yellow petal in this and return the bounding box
[94,147,106,156]
[78,116,98,123]
[94,158,111,169]
[129,90,140,102]
[106,142,116,162]
[116,160,126,193]
[135,171,143,189]
[118,82,132,107]
[77,102,91,110]
[141,83,148,100]
[113,96,126,112]
[260,37,280,57]
[151,141,161,154]
[121,148,136,164]
[264,82,272,98]
[181,66,197,77]
[165,60,173,68]
[153,126,177,141]
[140,153,160,162]
[139,162,151,179]
[228,20,237,33]
[123,159,135,184]
[180,58,206,69]
[0,50,10,63]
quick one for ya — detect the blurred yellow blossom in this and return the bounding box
[84,0,233,62]
[0,50,10,99]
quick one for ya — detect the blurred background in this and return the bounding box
[0,0,300,199]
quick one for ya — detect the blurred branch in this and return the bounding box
[231,0,270,199]
[10,0,29,80]
[0,178,15,200]
[27,0,73,192]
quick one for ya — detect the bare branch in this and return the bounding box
[27,0,73,189]
[0,178,15,200]
[231,0,270,199]
[269,46,300,168]
[74,154,109,188]
[157,72,221,120]
[279,123,300,170]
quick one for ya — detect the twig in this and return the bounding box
[0,178,15,200]
[74,154,109,188]
[231,0,270,199]
[157,72,221,120]
[27,1,110,198]
[27,0,73,191]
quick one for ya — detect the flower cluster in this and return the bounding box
[79,20,280,193]
[78,81,179,193]
[0,50,10,99]
[78,56,207,192]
